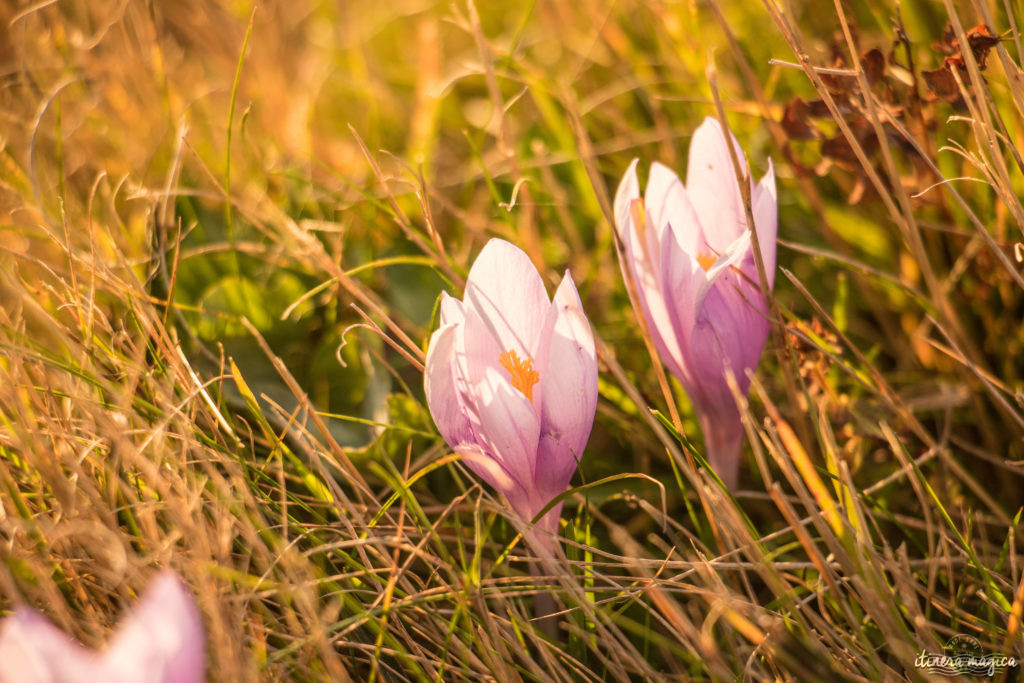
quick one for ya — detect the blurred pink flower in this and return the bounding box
[613,117,777,488]
[425,238,598,553]
[0,571,205,683]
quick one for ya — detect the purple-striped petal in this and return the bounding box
[613,160,688,380]
[646,161,703,260]
[659,221,705,382]
[424,323,478,456]
[460,308,540,487]
[684,278,760,490]
[695,231,754,314]
[474,367,542,489]
[685,117,748,255]
[458,447,518,497]
[689,254,770,401]
[464,239,550,359]
[535,272,597,488]
[439,292,465,327]
[429,296,520,494]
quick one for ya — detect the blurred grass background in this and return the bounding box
[1,0,1023,679]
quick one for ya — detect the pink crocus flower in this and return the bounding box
[613,116,777,488]
[424,238,598,554]
[0,571,205,683]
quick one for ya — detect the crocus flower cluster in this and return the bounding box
[0,571,205,683]
[424,118,775,542]
[613,117,777,488]
[424,239,598,553]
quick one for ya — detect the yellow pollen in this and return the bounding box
[499,350,540,403]
[697,251,717,271]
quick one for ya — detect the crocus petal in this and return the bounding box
[613,159,688,380]
[612,158,641,243]
[464,239,550,358]
[429,318,523,495]
[439,292,465,327]
[646,161,703,260]
[0,610,104,683]
[0,572,204,683]
[424,323,478,455]
[685,117,748,254]
[659,224,705,382]
[105,572,205,683]
[684,307,743,439]
[535,272,597,489]
[751,159,778,285]
[474,367,542,488]
[689,260,770,402]
[692,216,771,378]
[685,287,756,490]
[459,447,518,495]
[694,230,754,315]
[460,308,541,487]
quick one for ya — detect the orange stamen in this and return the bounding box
[499,350,540,403]
[697,251,717,271]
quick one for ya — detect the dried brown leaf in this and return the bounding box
[781,97,817,140]
[862,48,885,84]
[923,65,960,102]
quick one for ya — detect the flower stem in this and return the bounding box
[701,413,744,489]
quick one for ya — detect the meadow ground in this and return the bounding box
[1,0,1023,680]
